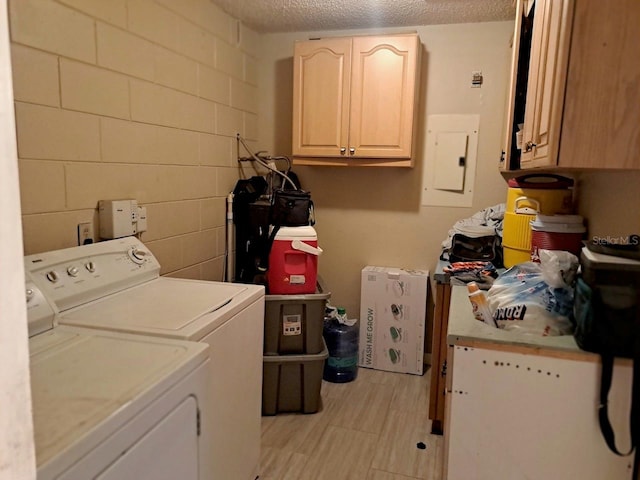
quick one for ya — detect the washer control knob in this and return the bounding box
[67,266,79,277]
[128,247,147,265]
[85,261,96,273]
[26,288,34,302]
[46,271,59,283]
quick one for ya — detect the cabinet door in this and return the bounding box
[446,347,633,479]
[349,35,419,159]
[558,0,640,169]
[292,38,351,157]
[520,0,574,168]
[500,0,526,171]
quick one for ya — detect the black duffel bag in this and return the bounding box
[442,233,503,268]
[269,188,314,227]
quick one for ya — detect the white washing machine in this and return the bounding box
[25,237,265,480]
[26,279,210,480]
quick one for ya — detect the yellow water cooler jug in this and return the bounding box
[502,175,574,267]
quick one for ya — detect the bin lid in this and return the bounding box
[274,225,317,240]
[531,214,585,233]
[581,247,640,273]
[508,174,573,189]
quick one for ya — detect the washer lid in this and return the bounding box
[59,277,264,340]
[30,326,208,472]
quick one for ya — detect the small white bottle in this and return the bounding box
[467,282,497,327]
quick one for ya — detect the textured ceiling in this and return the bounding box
[209,0,516,33]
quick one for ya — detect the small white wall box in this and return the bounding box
[99,199,138,239]
[359,266,429,375]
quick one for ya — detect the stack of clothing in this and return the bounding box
[443,261,498,290]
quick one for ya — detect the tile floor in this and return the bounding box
[260,366,443,480]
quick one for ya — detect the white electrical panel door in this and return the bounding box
[421,115,479,207]
[447,346,633,480]
[432,132,468,191]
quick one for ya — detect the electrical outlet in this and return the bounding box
[78,222,94,245]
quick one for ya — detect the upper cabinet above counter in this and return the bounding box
[292,33,421,167]
[501,0,640,171]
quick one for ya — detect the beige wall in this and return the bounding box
[576,171,640,241]
[11,1,637,313]
[10,0,261,281]
[258,22,514,315]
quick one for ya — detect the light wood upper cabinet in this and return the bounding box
[519,0,573,169]
[292,38,351,159]
[292,34,421,167]
[501,0,640,171]
[558,0,640,169]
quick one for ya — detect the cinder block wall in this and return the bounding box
[10,0,260,280]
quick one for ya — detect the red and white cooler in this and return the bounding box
[267,225,323,294]
[530,214,585,261]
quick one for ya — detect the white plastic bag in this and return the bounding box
[486,250,578,336]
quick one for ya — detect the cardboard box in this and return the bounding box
[359,266,429,375]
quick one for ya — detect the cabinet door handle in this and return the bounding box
[525,141,537,152]
[340,147,346,155]
[349,147,356,155]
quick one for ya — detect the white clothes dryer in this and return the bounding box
[25,237,265,480]
[25,280,210,480]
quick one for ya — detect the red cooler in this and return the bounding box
[267,225,322,294]
[530,214,585,261]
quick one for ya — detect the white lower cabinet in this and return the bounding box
[445,345,633,479]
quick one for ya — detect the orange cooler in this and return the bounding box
[267,226,322,294]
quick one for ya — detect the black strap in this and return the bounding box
[598,353,634,456]
[257,224,281,272]
[597,308,640,477]
[633,320,640,477]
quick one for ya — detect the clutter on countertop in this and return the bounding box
[442,203,506,249]
[443,261,498,289]
[502,174,575,267]
[446,282,584,353]
[467,281,497,327]
[486,250,579,336]
[441,203,505,268]
[530,214,585,261]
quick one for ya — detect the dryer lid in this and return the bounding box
[30,326,208,471]
[58,277,263,340]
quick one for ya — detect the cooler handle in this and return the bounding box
[291,239,323,256]
[515,196,540,214]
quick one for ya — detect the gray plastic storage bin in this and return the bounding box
[264,281,330,355]
[262,340,328,415]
